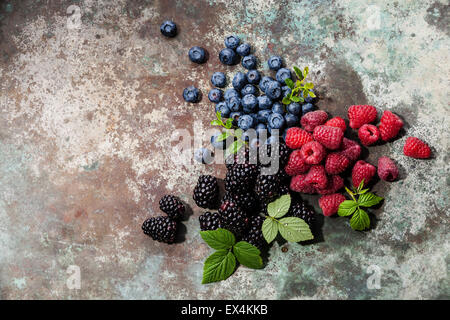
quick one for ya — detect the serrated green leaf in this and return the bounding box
[307,90,316,98]
[349,208,370,231]
[293,66,303,79]
[233,241,263,269]
[267,194,291,218]
[262,218,278,244]
[358,188,369,195]
[200,228,236,250]
[224,118,233,129]
[358,192,383,208]
[356,180,365,193]
[234,128,243,139]
[211,120,222,126]
[285,78,294,89]
[215,132,231,142]
[202,250,236,284]
[278,217,314,242]
[338,200,358,217]
[282,97,291,105]
[291,96,301,103]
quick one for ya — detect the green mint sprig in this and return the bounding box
[211,111,247,158]
[282,66,315,105]
[338,180,384,231]
[200,228,263,284]
[261,194,314,243]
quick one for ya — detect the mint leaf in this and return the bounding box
[202,250,236,284]
[350,208,370,231]
[282,97,291,105]
[278,217,314,242]
[284,78,294,89]
[233,241,263,269]
[338,200,358,217]
[303,66,309,78]
[267,194,291,218]
[358,192,383,207]
[290,96,301,103]
[224,118,233,129]
[262,218,278,244]
[200,228,235,250]
[211,120,222,126]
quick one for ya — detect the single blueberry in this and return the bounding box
[160,20,177,37]
[265,80,282,100]
[211,72,226,88]
[255,123,268,137]
[211,132,233,149]
[188,46,207,64]
[236,43,251,56]
[250,138,261,150]
[230,111,242,126]
[259,76,274,92]
[238,114,255,130]
[246,70,261,84]
[265,135,280,145]
[282,86,292,98]
[302,103,315,115]
[226,96,241,112]
[219,48,238,65]
[276,68,292,84]
[257,95,273,110]
[241,54,257,70]
[215,101,227,112]
[224,35,240,49]
[183,86,201,103]
[282,128,289,142]
[232,72,248,91]
[287,102,301,115]
[249,113,259,125]
[208,88,223,103]
[224,88,240,100]
[194,148,214,164]
[241,84,258,96]
[301,90,316,103]
[284,113,299,127]
[268,113,285,130]
[241,94,258,113]
[257,109,271,123]
[272,102,285,114]
[267,56,283,71]
[218,104,231,118]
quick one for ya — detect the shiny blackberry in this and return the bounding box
[159,195,185,220]
[254,174,280,202]
[193,175,219,209]
[142,216,177,244]
[242,215,266,250]
[225,163,259,194]
[222,191,259,214]
[288,201,316,228]
[218,200,248,235]
[199,212,223,231]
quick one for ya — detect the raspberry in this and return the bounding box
[300,141,326,165]
[325,116,346,132]
[339,138,361,162]
[358,124,380,146]
[313,125,344,150]
[377,156,399,182]
[348,105,377,129]
[319,193,346,216]
[325,153,350,175]
[285,127,313,149]
[378,110,403,141]
[290,174,316,194]
[352,160,376,187]
[304,165,328,190]
[300,110,328,132]
[284,149,311,176]
[316,175,344,195]
[403,137,431,159]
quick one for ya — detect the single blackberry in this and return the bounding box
[193,175,219,209]
[218,200,248,235]
[225,163,259,193]
[243,215,266,250]
[142,216,177,244]
[225,146,258,169]
[199,211,223,231]
[288,201,316,228]
[254,174,280,202]
[159,195,185,220]
[222,191,259,214]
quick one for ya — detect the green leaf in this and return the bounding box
[292,87,300,95]
[262,218,278,244]
[233,241,263,269]
[202,250,236,284]
[307,90,316,98]
[293,66,303,80]
[304,82,314,89]
[345,186,354,197]
[224,118,233,129]
[224,140,239,158]
[350,208,371,231]
[290,96,301,103]
[338,200,358,217]
[267,194,291,218]
[303,66,309,78]
[284,78,295,89]
[278,217,314,242]
[211,120,222,126]
[282,97,291,105]
[358,192,383,208]
[216,111,222,122]
[356,180,365,193]
[200,228,236,250]
[234,128,243,139]
[215,132,231,142]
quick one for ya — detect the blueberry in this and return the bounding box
[241,94,258,113]
[183,86,201,103]
[272,102,285,114]
[287,102,301,115]
[188,46,207,64]
[257,95,273,110]
[265,80,282,100]
[160,20,177,37]
[232,72,248,91]
[215,101,227,112]
[211,132,233,149]
[224,88,240,100]
[284,113,299,127]
[211,72,226,88]
[219,48,238,65]
[241,84,258,96]
[208,88,223,103]
[265,136,280,145]
[276,68,292,84]
[236,43,251,56]
[218,104,231,118]
[282,86,292,98]
[226,96,241,112]
[230,111,242,126]
[250,138,261,150]
[238,114,255,130]
[224,35,240,49]
[241,54,257,70]
[246,70,261,84]
[249,113,259,125]
[268,113,285,130]
[257,109,271,123]
[267,56,283,71]
[194,148,214,164]
[255,123,268,137]
[259,76,275,92]
[302,103,315,115]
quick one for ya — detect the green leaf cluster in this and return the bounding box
[210,111,246,158]
[282,66,316,105]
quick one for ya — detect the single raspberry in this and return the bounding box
[319,193,346,216]
[403,137,431,159]
[284,149,311,176]
[348,105,377,129]
[377,157,399,181]
[352,160,376,187]
[300,110,328,132]
[325,116,346,132]
[285,127,313,149]
[358,124,380,146]
[339,138,361,162]
[300,141,326,165]
[325,153,350,174]
[316,175,344,195]
[378,110,403,141]
[304,165,328,190]
[313,125,344,150]
[290,174,316,194]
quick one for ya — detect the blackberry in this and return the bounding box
[243,215,266,250]
[225,146,258,169]
[159,195,185,220]
[288,201,316,228]
[254,174,280,202]
[279,183,291,196]
[199,212,222,231]
[142,216,177,244]
[193,175,219,209]
[222,191,259,214]
[225,163,259,194]
[218,200,248,235]
[262,141,290,168]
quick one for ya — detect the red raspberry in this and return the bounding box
[316,175,344,195]
[319,193,346,216]
[325,116,346,132]
[313,125,344,150]
[300,141,326,165]
[284,150,311,176]
[325,153,350,174]
[377,156,399,181]
[290,174,316,194]
[339,138,361,162]
[378,110,403,141]
[304,165,328,190]
[352,160,376,187]
[348,105,377,129]
[358,124,380,146]
[285,127,313,149]
[403,137,431,159]
[300,110,328,132]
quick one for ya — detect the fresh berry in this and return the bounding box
[242,54,257,70]
[325,117,346,132]
[301,110,328,132]
[193,175,219,209]
[261,140,291,169]
[271,102,284,114]
[268,113,285,130]
[358,124,380,146]
[300,141,326,165]
[257,110,271,124]
[211,72,226,88]
[142,216,177,244]
[226,96,241,112]
[225,163,259,193]
[284,113,299,128]
[276,68,292,84]
[255,123,268,137]
[241,84,258,96]
[242,94,258,114]
[290,174,316,194]
[257,95,273,110]
[403,137,431,159]
[159,195,185,220]
[208,88,223,103]
[188,46,207,64]
[313,125,344,150]
[216,103,231,118]
[301,103,315,115]
[285,127,313,149]
[219,48,237,65]
[230,111,242,126]
[183,86,201,103]
[247,70,261,85]
[160,20,177,37]
[236,43,251,56]
[219,200,248,235]
[377,156,399,181]
[352,160,376,187]
[265,81,282,100]
[259,76,275,92]
[304,165,328,190]
[282,86,292,99]
[325,152,350,174]
[348,105,377,129]
[194,147,214,164]
[199,212,223,231]
[301,91,316,103]
[211,131,233,149]
[224,35,240,49]
[319,193,346,216]
[254,174,280,202]
[316,174,344,195]
[285,149,311,176]
[287,102,301,116]
[267,56,283,71]
[222,191,259,213]
[378,110,404,141]
[287,201,316,228]
[224,88,240,100]
[242,215,266,250]
[339,138,361,162]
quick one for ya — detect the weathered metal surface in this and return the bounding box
[0,0,448,299]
